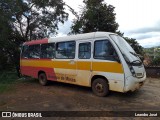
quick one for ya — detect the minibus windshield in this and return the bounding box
[110,34,141,64]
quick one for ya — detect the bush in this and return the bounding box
[150,57,160,66]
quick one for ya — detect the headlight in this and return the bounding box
[129,66,136,77]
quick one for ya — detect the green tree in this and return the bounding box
[151,57,160,66]
[0,0,68,70]
[0,0,68,40]
[0,12,22,70]
[70,0,119,34]
[69,0,144,58]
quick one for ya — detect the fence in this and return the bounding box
[145,67,160,78]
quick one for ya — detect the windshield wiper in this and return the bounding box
[130,60,142,66]
[129,51,139,57]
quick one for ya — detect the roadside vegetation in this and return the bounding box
[144,46,160,66]
[0,70,19,93]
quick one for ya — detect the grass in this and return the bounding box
[0,70,19,93]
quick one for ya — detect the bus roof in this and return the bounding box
[49,32,115,43]
[23,38,48,45]
[23,32,116,45]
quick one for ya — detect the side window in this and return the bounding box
[22,45,29,58]
[56,41,75,59]
[94,40,117,61]
[29,45,40,58]
[41,43,55,59]
[79,42,91,59]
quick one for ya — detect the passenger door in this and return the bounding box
[76,41,92,86]
[54,41,77,83]
[92,39,124,92]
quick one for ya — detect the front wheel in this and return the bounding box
[92,78,109,97]
[38,73,48,86]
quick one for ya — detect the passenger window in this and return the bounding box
[29,45,40,58]
[22,45,29,58]
[79,42,91,59]
[94,40,117,61]
[56,41,75,59]
[41,43,55,59]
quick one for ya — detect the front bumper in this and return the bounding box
[124,73,146,92]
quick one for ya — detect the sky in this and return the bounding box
[57,0,160,48]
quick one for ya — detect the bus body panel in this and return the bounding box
[21,59,125,90]
[20,59,56,80]
[125,73,146,92]
[91,71,124,92]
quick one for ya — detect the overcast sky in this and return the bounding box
[57,0,160,48]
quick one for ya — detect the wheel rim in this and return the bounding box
[39,75,45,83]
[95,83,104,93]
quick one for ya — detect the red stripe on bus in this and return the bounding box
[24,38,48,45]
[20,66,57,81]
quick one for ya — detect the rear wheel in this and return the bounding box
[38,73,48,86]
[92,78,109,97]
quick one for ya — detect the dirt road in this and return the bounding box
[0,78,159,119]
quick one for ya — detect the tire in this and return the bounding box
[92,78,109,97]
[38,73,48,86]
